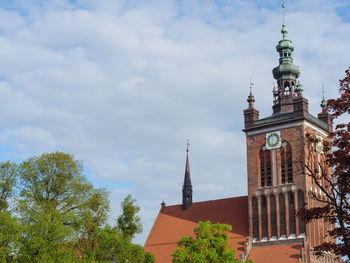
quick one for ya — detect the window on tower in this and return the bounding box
[281,148,286,184]
[259,146,271,187]
[267,162,272,186]
[260,162,265,187]
[280,141,293,184]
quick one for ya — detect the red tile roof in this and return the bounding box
[144,196,249,262]
[144,196,302,263]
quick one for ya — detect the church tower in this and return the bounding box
[243,3,333,248]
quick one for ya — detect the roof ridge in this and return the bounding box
[164,195,248,208]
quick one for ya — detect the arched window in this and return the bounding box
[284,82,290,95]
[281,141,293,183]
[291,81,295,93]
[261,195,268,238]
[260,146,272,187]
[270,195,277,238]
[289,192,296,236]
[279,193,286,237]
[298,190,305,235]
[252,197,259,239]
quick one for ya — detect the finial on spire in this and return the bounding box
[281,0,289,39]
[249,77,254,92]
[282,0,286,25]
[321,82,327,109]
[322,82,325,97]
[186,139,190,153]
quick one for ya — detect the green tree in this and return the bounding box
[99,195,155,263]
[75,194,154,263]
[17,152,109,263]
[0,161,19,262]
[0,151,153,262]
[115,239,155,263]
[77,188,111,260]
[172,221,253,263]
[117,194,142,240]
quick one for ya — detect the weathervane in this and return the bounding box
[320,81,327,109]
[186,139,190,153]
[282,0,286,24]
[322,81,325,97]
[249,77,254,93]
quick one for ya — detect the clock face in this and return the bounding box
[266,131,281,149]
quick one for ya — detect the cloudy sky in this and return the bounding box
[0,0,349,244]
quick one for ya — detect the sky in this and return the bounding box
[0,0,349,244]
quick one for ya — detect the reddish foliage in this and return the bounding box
[298,67,350,260]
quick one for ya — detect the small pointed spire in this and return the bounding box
[182,140,192,210]
[295,80,304,94]
[247,78,255,108]
[185,139,190,183]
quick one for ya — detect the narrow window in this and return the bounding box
[270,195,277,237]
[289,192,296,235]
[267,162,272,186]
[260,146,271,187]
[281,148,286,184]
[281,141,293,184]
[279,193,286,237]
[298,190,305,235]
[252,197,259,239]
[261,195,268,238]
[288,160,293,183]
[261,163,265,187]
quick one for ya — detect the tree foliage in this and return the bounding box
[0,162,19,262]
[17,152,107,262]
[0,151,154,262]
[298,67,350,260]
[117,194,142,240]
[0,161,17,211]
[172,221,253,263]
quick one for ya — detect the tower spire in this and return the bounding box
[182,140,192,210]
[247,78,256,108]
[272,0,301,114]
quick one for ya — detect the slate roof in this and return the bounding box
[144,196,303,263]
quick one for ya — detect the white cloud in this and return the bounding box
[0,0,348,244]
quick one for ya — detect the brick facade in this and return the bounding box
[243,91,339,261]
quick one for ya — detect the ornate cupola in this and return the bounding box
[182,141,192,210]
[272,3,301,114]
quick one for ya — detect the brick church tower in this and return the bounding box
[243,5,334,250]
